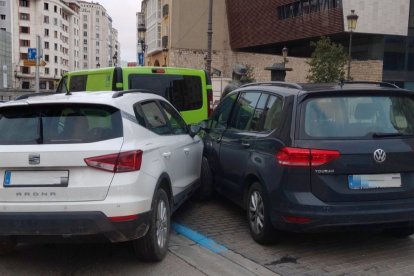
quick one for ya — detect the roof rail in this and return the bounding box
[339,81,400,89]
[240,81,303,90]
[15,92,57,100]
[112,89,153,98]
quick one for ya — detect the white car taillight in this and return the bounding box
[84,150,143,172]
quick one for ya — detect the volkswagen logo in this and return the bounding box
[29,154,40,165]
[373,149,386,163]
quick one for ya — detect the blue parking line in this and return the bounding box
[172,222,227,254]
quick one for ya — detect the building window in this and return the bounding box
[19,0,29,7]
[277,0,340,20]
[45,68,50,75]
[44,16,49,23]
[96,33,99,39]
[54,5,57,13]
[20,26,30,34]
[53,18,58,25]
[0,1,5,7]
[21,66,30,74]
[0,14,5,20]
[96,18,99,23]
[83,31,87,37]
[20,53,28,59]
[20,13,30,20]
[83,15,87,21]
[54,43,58,51]
[54,30,58,38]
[44,41,49,49]
[22,81,30,89]
[83,23,87,29]
[44,28,49,36]
[96,41,99,46]
[45,54,49,62]
[54,56,58,63]
[83,39,87,45]
[20,40,30,47]
[44,2,48,10]
[84,54,87,60]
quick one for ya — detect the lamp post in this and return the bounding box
[282,46,288,68]
[162,47,168,67]
[347,10,359,80]
[138,23,147,66]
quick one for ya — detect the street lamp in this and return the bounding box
[282,46,288,68]
[347,10,359,80]
[162,47,168,67]
[138,23,147,66]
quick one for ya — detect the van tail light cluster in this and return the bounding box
[84,150,143,173]
[276,147,340,167]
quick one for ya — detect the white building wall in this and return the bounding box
[0,0,12,32]
[342,0,410,36]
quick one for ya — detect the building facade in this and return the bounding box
[226,0,414,88]
[79,1,120,69]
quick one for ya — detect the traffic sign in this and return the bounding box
[23,60,47,67]
[23,60,36,66]
[28,48,37,60]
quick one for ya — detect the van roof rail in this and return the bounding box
[15,92,57,100]
[339,81,400,89]
[240,82,303,90]
[112,89,153,98]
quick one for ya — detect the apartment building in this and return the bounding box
[0,0,12,89]
[78,1,119,69]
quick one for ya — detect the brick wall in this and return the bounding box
[169,48,383,83]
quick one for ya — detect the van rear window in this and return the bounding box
[300,95,414,139]
[0,104,122,145]
[129,74,203,111]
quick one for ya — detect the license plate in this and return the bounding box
[3,171,69,187]
[348,173,401,189]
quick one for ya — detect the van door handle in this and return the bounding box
[162,152,171,159]
[184,148,190,155]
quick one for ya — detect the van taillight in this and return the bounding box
[84,150,143,172]
[276,147,339,167]
[207,88,213,116]
[152,68,165,74]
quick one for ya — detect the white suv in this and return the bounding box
[0,90,203,261]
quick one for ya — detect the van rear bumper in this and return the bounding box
[0,211,150,242]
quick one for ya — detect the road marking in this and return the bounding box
[172,223,227,254]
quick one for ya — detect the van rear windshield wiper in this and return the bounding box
[372,132,405,138]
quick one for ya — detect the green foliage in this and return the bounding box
[306,36,347,83]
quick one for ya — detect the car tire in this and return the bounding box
[195,157,213,200]
[384,226,414,238]
[132,188,170,262]
[247,182,274,244]
[0,237,15,255]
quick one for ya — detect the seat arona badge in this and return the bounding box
[373,149,386,163]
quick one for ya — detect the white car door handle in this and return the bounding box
[184,148,190,155]
[162,152,171,159]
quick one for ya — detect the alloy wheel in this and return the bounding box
[156,199,168,248]
[249,190,265,235]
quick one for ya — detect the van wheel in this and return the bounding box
[0,237,15,255]
[247,183,274,244]
[196,157,213,200]
[132,188,170,262]
[384,226,414,238]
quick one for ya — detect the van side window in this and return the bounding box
[128,74,203,112]
[70,75,87,92]
[228,92,261,131]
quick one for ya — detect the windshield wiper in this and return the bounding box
[372,132,404,138]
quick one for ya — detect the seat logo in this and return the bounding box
[373,149,386,163]
[29,154,40,165]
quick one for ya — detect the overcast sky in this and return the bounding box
[96,0,141,62]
